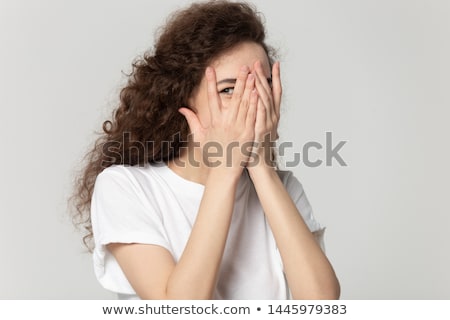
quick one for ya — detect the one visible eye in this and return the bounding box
[219,87,235,96]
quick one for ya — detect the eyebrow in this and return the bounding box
[217,78,236,85]
[217,77,273,85]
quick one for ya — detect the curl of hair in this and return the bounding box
[70,0,275,251]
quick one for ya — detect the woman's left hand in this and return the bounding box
[248,60,282,170]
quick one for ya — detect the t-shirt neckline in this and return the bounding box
[151,161,205,194]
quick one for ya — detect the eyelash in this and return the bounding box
[219,87,234,95]
[218,79,273,96]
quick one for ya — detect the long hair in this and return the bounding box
[70,0,275,251]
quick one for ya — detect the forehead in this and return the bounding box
[211,42,271,77]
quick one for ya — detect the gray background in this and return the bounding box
[1,0,449,299]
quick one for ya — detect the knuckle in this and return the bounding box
[238,70,249,81]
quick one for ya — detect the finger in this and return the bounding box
[253,66,273,121]
[272,61,282,118]
[178,107,203,134]
[231,65,250,106]
[236,73,255,122]
[253,70,270,108]
[205,67,221,119]
[255,99,266,141]
[245,88,258,129]
[254,60,272,98]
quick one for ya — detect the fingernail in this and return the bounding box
[240,65,249,72]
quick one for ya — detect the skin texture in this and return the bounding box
[107,42,340,300]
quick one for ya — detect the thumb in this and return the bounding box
[178,107,202,134]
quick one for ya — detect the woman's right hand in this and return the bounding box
[178,66,258,175]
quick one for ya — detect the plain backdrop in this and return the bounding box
[1,0,449,299]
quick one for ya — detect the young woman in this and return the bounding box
[71,0,340,300]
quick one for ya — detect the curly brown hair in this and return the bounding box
[70,0,276,251]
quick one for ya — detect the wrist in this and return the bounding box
[207,165,243,183]
[249,137,276,166]
[247,162,277,181]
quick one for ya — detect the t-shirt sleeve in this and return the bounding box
[279,170,326,251]
[90,166,170,294]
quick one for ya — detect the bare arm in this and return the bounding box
[248,167,340,299]
[248,60,340,299]
[108,169,239,299]
[106,66,258,299]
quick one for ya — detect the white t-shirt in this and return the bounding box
[91,162,323,299]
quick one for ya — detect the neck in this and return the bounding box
[167,147,210,185]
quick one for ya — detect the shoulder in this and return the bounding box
[275,169,309,206]
[93,164,164,201]
[276,170,322,232]
[276,170,304,190]
[276,170,294,183]
[91,164,165,221]
[97,164,150,181]
[96,164,159,187]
